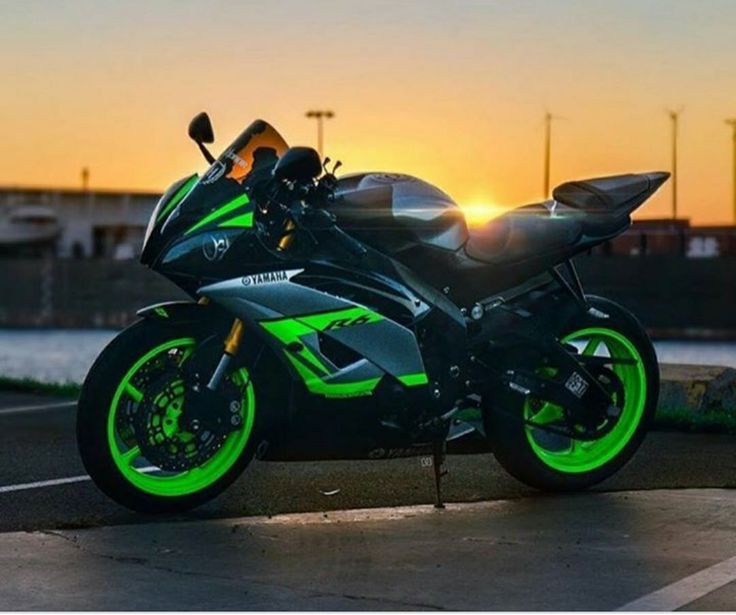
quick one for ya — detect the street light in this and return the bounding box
[305,109,334,159]
[726,119,736,224]
[667,109,682,220]
[543,112,563,199]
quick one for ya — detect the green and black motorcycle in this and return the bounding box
[77,113,666,513]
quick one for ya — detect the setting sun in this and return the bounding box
[460,201,510,227]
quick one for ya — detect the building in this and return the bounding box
[0,186,159,258]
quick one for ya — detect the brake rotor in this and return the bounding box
[134,372,229,472]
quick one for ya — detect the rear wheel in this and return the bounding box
[486,297,658,491]
[77,318,260,513]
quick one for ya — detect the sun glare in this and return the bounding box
[460,202,509,227]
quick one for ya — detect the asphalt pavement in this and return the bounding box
[2,390,736,610]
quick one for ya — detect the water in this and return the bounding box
[0,330,735,385]
[0,329,117,384]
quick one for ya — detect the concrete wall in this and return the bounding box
[574,255,736,337]
[0,259,185,328]
[0,255,735,332]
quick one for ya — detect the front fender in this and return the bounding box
[137,300,201,321]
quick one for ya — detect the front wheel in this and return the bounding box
[77,318,261,513]
[485,296,659,491]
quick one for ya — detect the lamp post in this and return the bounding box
[542,112,564,199]
[668,109,681,220]
[726,119,736,224]
[305,110,334,159]
[543,112,552,199]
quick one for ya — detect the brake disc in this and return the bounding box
[134,372,230,472]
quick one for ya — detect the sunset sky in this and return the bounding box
[1,0,735,224]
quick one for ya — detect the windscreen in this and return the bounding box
[142,120,290,266]
[201,120,289,189]
[159,119,289,237]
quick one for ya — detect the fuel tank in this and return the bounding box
[332,173,469,256]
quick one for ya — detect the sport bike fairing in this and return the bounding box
[199,270,429,400]
[141,120,289,270]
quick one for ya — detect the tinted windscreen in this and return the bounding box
[205,120,289,187]
[173,120,289,219]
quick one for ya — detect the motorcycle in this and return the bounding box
[77,113,667,513]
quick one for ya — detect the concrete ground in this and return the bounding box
[3,391,736,610]
[3,490,736,610]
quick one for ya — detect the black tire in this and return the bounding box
[485,296,659,491]
[77,317,268,514]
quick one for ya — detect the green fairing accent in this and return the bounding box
[107,338,255,496]
[398,373,429,387]
[524,327,647,474]
[260,307,384,397]
[157,175,198,223]
[153,307,168,318]
[286,354,381,398]
[185,194,250,236]
[218,212,254,229]
[259,319,331,376]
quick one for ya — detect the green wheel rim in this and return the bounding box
[524,327,647,474]
[107,338,256,497]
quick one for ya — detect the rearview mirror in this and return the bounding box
[273,147,322,183]
[188,112,215,163]
[188,112,214,145]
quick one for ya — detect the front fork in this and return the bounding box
[203,215,293,391]
[206,318,245,391]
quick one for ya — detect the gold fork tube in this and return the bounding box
[224,319,245,356]
[278,219,296,251]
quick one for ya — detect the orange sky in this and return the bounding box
[1,0,735,225]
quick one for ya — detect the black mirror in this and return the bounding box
[188,112,214,145]
[273,147,322,183]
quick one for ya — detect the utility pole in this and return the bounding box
[81,167,90,192]
[668,110,681,220]
[543,112,552,199]
[726,119,736,224]
[305,110,334,159]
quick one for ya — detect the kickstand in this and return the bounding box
[432,441,448,509]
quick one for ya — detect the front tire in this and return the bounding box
[77,318,260,514]
[485,296,658,491]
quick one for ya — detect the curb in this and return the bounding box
[659,363,736,413]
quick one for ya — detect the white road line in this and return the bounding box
[617,554,736,611]
[0,475,90,494]
[0,401,77,416]
[0,467,157,494]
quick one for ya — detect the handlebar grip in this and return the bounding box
[330,226,367,257]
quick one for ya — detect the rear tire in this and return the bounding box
[485,296,658,491]
[77,318,263,514]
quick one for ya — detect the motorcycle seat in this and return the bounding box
[464,203,583,266]
[553,172,670,214]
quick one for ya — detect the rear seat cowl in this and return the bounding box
[552,172,669,214]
